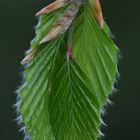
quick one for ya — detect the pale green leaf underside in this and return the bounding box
[17,3,118,140]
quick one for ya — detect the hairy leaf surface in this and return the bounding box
[17,1,118,140]
[72,5,118,105]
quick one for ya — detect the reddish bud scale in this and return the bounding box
[66,46,76,63]
[36,0,70,16]
[92,0,104,29]
[66,47,72,57]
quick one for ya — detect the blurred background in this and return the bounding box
[0,0,139,140]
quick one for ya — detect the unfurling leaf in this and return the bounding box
[16,0,119,140]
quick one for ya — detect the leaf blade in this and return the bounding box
[72,4,118,105]
[17,1,118,140]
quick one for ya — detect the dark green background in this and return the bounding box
[0,0,139,140]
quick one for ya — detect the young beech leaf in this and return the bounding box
[16,0,119,140]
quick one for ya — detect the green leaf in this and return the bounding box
[72,5,118,105]
[16,1,118,140]
[48,59,101,140]
[31,7,67,49]
[18,38,64,140]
